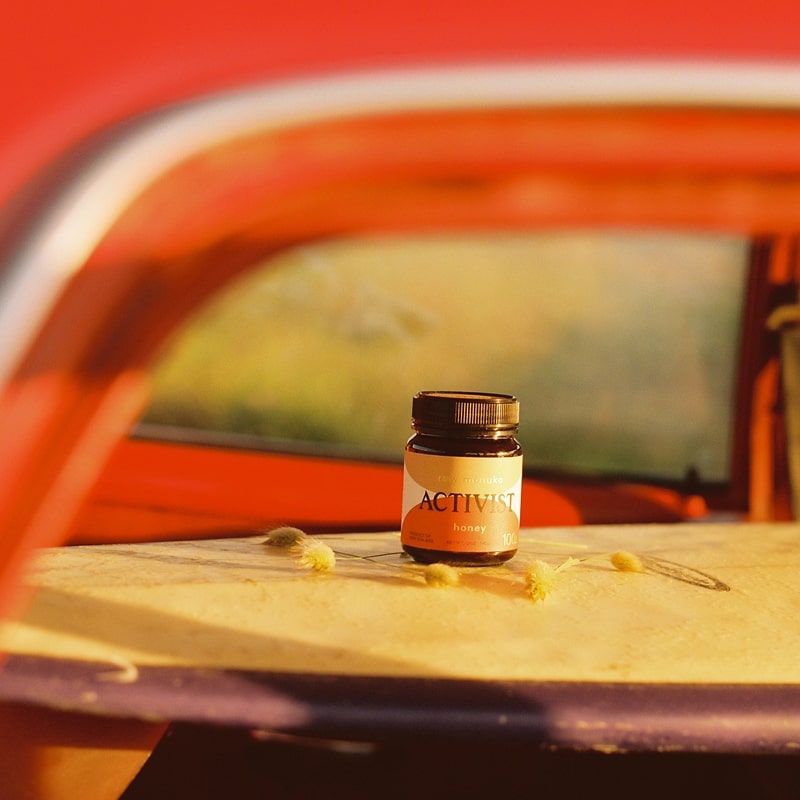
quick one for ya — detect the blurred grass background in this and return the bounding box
[142,231,746,483]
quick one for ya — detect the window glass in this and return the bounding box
[143,232,748,484]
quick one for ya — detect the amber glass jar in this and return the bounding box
[400,391,522,565]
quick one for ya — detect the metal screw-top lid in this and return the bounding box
[411,391,519,432]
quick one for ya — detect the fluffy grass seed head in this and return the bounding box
[610,550,645,573]
[424,562,460,588]
[525,559,558,602]
[296,539,336,573]
[524,556,581,602]
[264,526,307,548]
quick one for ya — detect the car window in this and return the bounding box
[141,231,748,485]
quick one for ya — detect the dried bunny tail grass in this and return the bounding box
[264,526,307,548]
[525,556,581,602]
[424,563,460,588]
[610,550,645,573]
[525,559,558,602]
[296,539,336,572]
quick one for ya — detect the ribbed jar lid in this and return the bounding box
[411,391,519,431]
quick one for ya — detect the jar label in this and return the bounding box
[401,452,522,554]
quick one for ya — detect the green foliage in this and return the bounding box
[144,232,746,482]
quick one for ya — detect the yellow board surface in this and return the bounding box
[1,523,798,685]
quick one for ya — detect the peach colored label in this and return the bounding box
[401,452,522,553]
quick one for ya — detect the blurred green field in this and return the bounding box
[143,232,747,483]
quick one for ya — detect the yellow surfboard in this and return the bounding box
[0,523,798,754]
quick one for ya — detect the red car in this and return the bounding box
[1,3,800,797]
